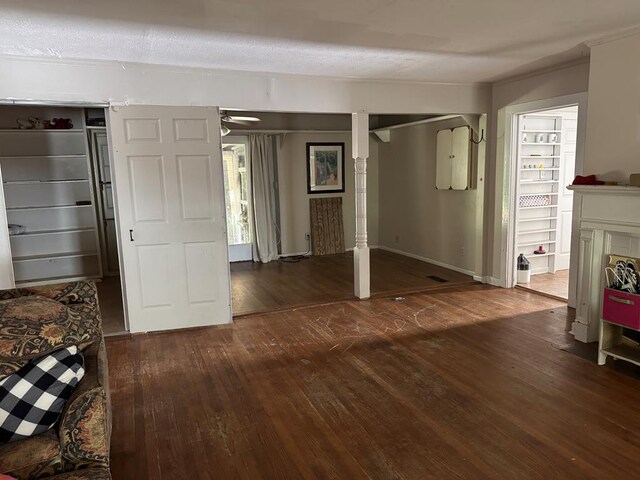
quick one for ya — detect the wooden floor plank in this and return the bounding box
[106,285,640,479]
[230,250,474,316]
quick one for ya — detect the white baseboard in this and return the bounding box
[377,246,476,277]
[346,245,379,252]
[473,275,504,287]
[282,246,379,256]
[278,251,311,258]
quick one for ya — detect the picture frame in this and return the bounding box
[306,142,346,194]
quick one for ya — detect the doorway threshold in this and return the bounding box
[515,284,567,303]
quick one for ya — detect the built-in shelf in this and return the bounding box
[516,111,575,277]
[7,203,93,211]
[521,142,561,146]
[520,168,561,171]
[522,129,561,133]
[13,251,98,262]
[519,216,557,222]
[1,106,106,285]
[0,154,86,160]
[15,274,101,288]
[519,205,558,210]
[6,204,94,211]
[524,113,566,118]
[0,129,84,133]
[9,227,95,237]
[3,179,89,185]
[520,192,559,197]
[518,228,556,235]
[517,240,556,248]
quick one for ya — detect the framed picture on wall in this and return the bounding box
[306,142,346,194]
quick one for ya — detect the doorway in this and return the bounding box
[0,105,128,335]
[513,105,579,300]
[222,136,253,262]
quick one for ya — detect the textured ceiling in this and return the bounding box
[1,0,639,83]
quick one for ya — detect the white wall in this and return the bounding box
[585,32,640,183]
[486,61,591,281]
[277,132,379,255]
[0,57,490,115]
[377,118,478,274]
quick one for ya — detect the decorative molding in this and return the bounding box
[571,187,640,343]
[0,55,491,115]
[584,25,640,48]
[373,130,391,143]
[492,58,590,88]
[370,115,460,133]
[567,185,640,195]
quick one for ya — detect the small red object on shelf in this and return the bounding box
[572,174,605,186]
[533,245,546,254]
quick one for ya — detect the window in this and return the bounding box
[222,141,251,245]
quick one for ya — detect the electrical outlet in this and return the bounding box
[460,247,465,257]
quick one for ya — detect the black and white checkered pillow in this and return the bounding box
[0,346,84,442]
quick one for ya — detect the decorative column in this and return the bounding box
[352,112,370,299]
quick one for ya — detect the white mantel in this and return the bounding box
[568,184,640,342]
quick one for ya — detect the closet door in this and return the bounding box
[108,106,231,333]
[435,129,452,189]
[451,126,470,190]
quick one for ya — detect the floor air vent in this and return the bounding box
[426,275,448,283]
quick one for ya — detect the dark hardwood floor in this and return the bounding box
[106,285,640,479]
[230,249,474,315]
[96,276,126,335]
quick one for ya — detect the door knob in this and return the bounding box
[129,229,134,242]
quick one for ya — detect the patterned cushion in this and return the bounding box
[0,282,99,310]
[0,296,98,381]
[0,346,85,443]
[42,469,111,480]
[0,428,62,478]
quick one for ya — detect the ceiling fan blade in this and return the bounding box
[221,114,261,126]
[228,116,261,122]
[227,119,256,126]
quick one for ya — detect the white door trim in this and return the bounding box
[222,135,253,262]
[495,92,588,307]
[104,110,130,332]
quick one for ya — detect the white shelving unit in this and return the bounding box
[515,113,563,274]
[0,107,103,286]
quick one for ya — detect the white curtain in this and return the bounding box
[250,134,278,263]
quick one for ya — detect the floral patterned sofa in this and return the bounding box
[0,282,111,480]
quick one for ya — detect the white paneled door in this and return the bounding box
[556,115,577,271]
[108,106,231,333]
